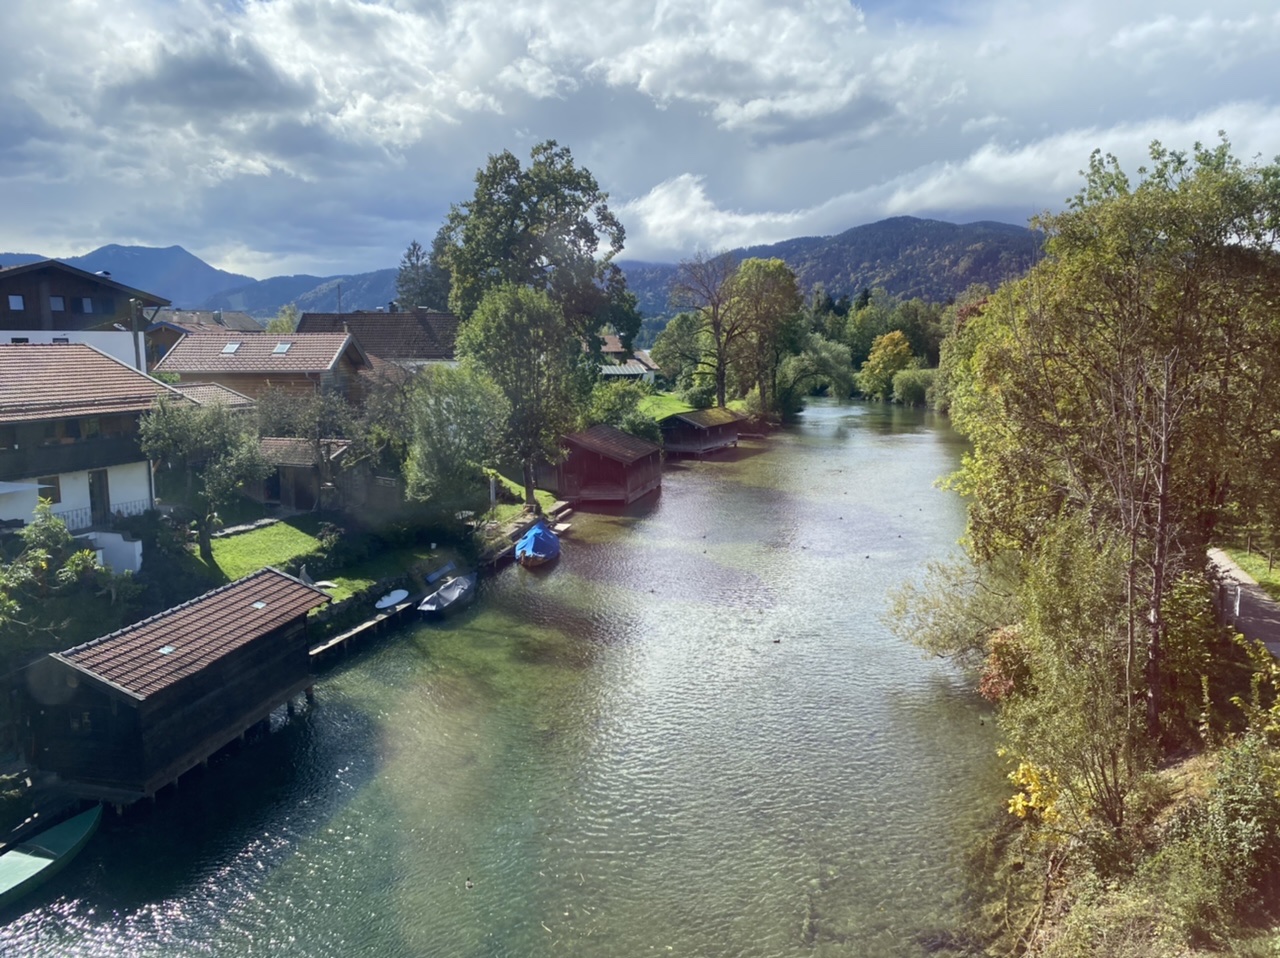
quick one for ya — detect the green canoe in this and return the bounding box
[0,805,102,911]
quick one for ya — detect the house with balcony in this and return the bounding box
[0,343,184,571]
[0,259,170,370]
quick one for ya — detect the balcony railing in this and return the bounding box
[0,437,145,483]
[54,498,150,532]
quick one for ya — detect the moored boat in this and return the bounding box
[515,521,561,568]
[0,805,102,911]
[418,572,478,616]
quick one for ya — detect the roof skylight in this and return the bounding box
[273,342,292,354]
[222,342,241,354]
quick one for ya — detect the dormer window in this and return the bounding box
[222,342,241,354]
[273,342,292,354]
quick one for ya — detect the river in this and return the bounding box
[1,399,1001,957]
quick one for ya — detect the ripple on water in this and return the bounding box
[1,401,1001,958]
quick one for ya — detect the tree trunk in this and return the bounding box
[522,460,537,506]
[197,518,214,564]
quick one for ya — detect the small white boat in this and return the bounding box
[418,573,478,617]
[375,588,409,610]
[0,805,101,911]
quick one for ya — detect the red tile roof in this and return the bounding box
[149,309,262,332]
[599,334,625,354]
[296,310,458,363]
[170,381,257,409]
[0,343,183,423]
[260,437,351,467]
[564,424,661,464]
[153,330,365,374]
[56,568,330,699]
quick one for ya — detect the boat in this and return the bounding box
[514,521,561,568]
[418,572,477,616]
[0,805,102,911]
[374,588,409,610]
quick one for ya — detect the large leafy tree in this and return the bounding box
[140,398,271,563]
[668,251,743,408]
[439,140,639,346]
[727,258,803,416]
[949,138,1280,735]
[857,330,915,400]
[455,284,592,503]
[404,364,508,511]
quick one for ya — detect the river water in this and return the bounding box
[2,400,1001,957]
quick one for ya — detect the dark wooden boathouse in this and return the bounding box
[24,568,330,803]
[542,424,662,504]
[658,408,744,456]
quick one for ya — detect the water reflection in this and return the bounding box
[2,399,999,958]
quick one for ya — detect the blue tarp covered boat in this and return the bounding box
[515,521,560,568]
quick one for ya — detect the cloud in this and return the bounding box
[0,0,1279,277]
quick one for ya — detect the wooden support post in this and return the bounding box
[305,686,315,703]
[287,699,295,717]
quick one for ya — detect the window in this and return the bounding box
[37,476,61,504]
[83,417,100,440]
[100,296,115,313]
[7,295,23,310]
[0,426,15,450]
[222,342,241,354]
[273,342,292,354]
[81,298,93,314]
[51,337,69,344]
[9,337,28,344]
[49,296,64,312]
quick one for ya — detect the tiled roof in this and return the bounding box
[632,349,659,371]
[170,381,257,409]
[149,310,262,332]
[153,330,364,374]
[297,310,458,362]
[0,343,183,423]
[56,568,330,700]
[564,424,661,464]
[599,334,625,354]
[661,407,744,429]
[260,437,350,467]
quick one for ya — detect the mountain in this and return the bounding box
[0,244,254,307]
[4,216,1039,322]
[619,216,1041,323]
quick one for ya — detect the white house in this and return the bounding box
[0,343,184,571]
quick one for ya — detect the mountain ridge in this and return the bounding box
[2,216,1040,320]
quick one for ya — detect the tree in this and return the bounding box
[669,251,743,407]
[455,284,592,503]
[947,137,1280,736]
[396,231,453,311]
[255,387,355,506]
[727,258,804,418]
[584,380,661,444]
[439,140,639,346]
[650,311,707,387]
[404,364,508,511]
[264,303,299,334]
[140,398,271,562]
[857,330,915,400]
[774,333,852,417]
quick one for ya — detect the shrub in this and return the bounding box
[892,367,935,406]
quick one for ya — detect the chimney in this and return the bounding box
[389,300,398,313]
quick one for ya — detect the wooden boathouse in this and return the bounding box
[658,408,744,456]
[541,424,662,505]
[24,568,330,804]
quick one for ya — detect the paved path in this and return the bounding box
[1208,547,1280,657]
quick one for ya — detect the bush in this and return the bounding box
[681,379,715,409]
[892,367,935,406]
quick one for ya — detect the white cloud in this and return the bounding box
[0,0,1278,277]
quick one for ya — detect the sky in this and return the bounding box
[3,0,1279,279]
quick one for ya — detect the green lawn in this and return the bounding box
[638,393,693,421]
[1224,546,1280,601]
[204,515,324,581]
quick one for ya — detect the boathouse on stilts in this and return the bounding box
[23,568,330,806]
[539,424,663,505]
[658,408,744,457]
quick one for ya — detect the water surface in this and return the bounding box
[1,400,1000,956]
